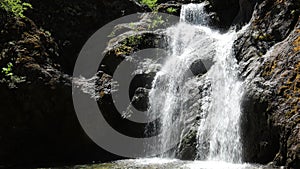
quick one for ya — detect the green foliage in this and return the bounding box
[0,0,32,18]
[2,62,13,77]
[1,62,26,88]
[140,0,158,11]
[148,15,165,29]
[109,0,167,56]
[166,7,177,13]
[127,35,142,45]
[115,35,143,56]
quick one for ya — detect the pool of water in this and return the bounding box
[70,158,277,169]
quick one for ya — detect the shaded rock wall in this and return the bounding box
[234,0,300,168]
[25,0,143,74]
[0,1,163,167]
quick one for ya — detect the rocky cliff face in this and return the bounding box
[176,0,300,168]
[234,0,300,168]
[0,9,121,168]
[25,0,143,74]
[0,0,144,167]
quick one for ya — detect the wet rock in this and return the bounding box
[132,87,150,111]
[176,76,211,160]
[189,59,213,76]
[129,73,156,112]
[176,128,198,160]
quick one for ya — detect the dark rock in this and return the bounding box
[129,73,156,99]
[176,129,198,160]
[129,73,156,112]
[131,87,150,112]
[176,76,211,161]
[0,10,119,168]
[234,0,300,167]
[241,91,280,163]
[101,30,167,75]
[233,0,259,25]
[94,20,169,139]
[189,59,213,76]
[24,0,144,74]
[234,0,299,64]
[207,0,256,28]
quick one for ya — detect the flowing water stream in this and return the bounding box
[147,3,244,163]
[73,3,274,169]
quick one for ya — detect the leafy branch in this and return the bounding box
[140,0,158,11]
[0,0,32,18]
[1,62,26,88]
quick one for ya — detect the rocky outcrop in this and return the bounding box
[205,0,256,28]
[0,1,169,167]
[176,127,198,160]
[234,0,300,168]
[96,19,168,138]
[0,9,122,168]
[24,0,144,74]
[0,0,156,167]
[135,0,255,29]
[175,0,300,167]
[266,22,300,168]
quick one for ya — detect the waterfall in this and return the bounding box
[147,3,244,163]
[180,3,209,25]
[195,28,243,163]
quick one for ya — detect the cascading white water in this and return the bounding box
[180,3,209,25]
[196,28,243,163]
[147,3,245,163]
